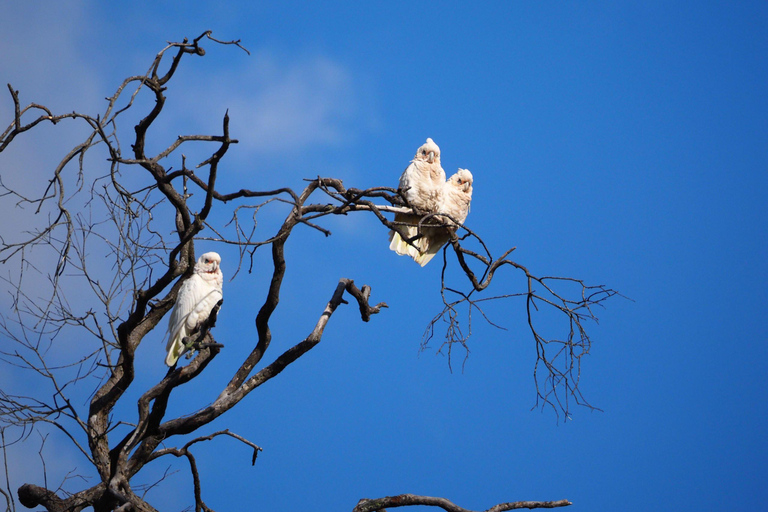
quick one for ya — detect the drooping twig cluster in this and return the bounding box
[424,228,618,415]
[0,32,615,511]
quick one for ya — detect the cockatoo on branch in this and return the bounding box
[165,252,223,366]
[412,168,474,266]
[388,137,474,266]
[388,138,446,259]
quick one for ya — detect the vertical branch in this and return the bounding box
[221,182,323,394]
[0,429,15,512]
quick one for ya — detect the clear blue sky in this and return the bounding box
[1,1,766,511]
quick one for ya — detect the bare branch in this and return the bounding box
[0,30,615,512]
[353,494,572,512]
[144,430,261,512]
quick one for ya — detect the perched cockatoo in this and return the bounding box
[388,138,446,258]
[412,168,474,267]
[165,252,223,366]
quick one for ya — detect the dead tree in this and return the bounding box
[0,32,615,512]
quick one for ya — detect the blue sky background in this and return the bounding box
[1,1,766,511]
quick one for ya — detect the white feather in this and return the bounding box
[413,169,473,266]
[165,252,223,366]
[389,138,446,258]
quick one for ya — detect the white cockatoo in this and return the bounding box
[412,168,474,267]
[388,138,446,258]
[164,252,223,366]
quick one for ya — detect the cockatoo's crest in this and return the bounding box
[413,137,441,165]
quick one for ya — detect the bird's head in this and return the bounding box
[450,168,473,194]
[197,252,222,274]
[415,137,441,165]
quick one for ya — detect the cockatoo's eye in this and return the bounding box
[457,178,463,184]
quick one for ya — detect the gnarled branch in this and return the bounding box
[0,30,615,512]
[353,494,572,512]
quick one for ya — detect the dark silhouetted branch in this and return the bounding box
[0,29,614,512]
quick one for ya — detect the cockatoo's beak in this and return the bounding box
[427,151,435,164]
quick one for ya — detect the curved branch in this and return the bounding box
[17,484,66,512]
[155,277,386,438]
[144,429,260,512]
[119,274,386,484]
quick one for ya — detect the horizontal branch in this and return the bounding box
[353,494,572,512]
[148,428,262,466]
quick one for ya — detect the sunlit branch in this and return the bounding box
[353,494,572,512]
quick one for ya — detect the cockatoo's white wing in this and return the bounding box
[389,138,447,259]
[165,252,223,366]
[388,212,427,258]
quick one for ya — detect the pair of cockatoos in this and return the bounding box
[164,252,223,366]
[388,138,474,266]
